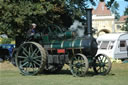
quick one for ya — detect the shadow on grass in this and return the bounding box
[40,69,72,76]
[39,69,116,77]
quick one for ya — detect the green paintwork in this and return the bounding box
[42,35,49,43]
[64,31,74,38]
[51,40,62,48]
[33,28,82,49]
[73,39,81,47]
[63,40,72,48]
[50,39,83,49]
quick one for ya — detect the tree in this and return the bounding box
[111,1,120,20]
[124,7,128,16]
[0,1,47,38]
[0,0,115,38]
[122,0,128,31]
[122,6,128,31]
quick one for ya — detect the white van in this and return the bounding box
[97,32,128,60]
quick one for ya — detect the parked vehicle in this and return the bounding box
[97,32,128,60]
[0,44,15,61]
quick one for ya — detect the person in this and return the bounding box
[27,23,37,37]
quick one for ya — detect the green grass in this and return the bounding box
[0,62,128,85]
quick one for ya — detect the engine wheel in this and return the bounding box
[70,53,89,77]
[15,42,46,75]
[93,54,112,75]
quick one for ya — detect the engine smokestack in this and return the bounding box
[86,8,93,36]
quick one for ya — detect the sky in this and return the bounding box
[117,0,128,16]
[91,0,128,16]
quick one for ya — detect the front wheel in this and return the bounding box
[93,54,112,75]
[70,53,89,77]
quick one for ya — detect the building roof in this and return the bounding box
[93,2,111,16]
[119,16,128,22]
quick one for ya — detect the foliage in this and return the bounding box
[111,1,120,20]
[122,18,128,31]
[122,1,128,31]
[0,0,87,38]
[124,7,128,16]
[0,1,49,38]
[0,0,115,38]
[0,38,12,44]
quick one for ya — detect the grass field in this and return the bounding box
[0,61,128,85]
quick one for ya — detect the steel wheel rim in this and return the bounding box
[70,54,88,77]
[16,42,45,75]
[93,54,112,75]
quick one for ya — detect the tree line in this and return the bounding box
[0,0,127,38]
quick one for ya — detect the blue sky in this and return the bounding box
[117,0,128,16]
[91,0,128,16]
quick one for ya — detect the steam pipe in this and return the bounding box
[86,8,93,36]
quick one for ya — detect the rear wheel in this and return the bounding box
[15,42,46,75]
[70,53,89,77]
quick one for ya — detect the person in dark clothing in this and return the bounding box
[27,23,37,37]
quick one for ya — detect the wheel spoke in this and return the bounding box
[25,62,30,71]
[29,62,32,68]
[73,67,78,74]
[103,67,106,72]
[81,63,85,67]
[33,63,37,68]
[78,56,80,61]
[31,49,38,58]
[21,58,28,63]
[76,68,80,75]
[103,56,107,63]
[33,56,42,59]
[21,62,29,67]
[97,58,101,63]
[105,62,109,65]
[31,63,35,72]
[74,57,77,61]
[35,59,41,63]
[33,60,41,66]
[101,55,104,61]
[28,46,31,56]
[18,56,26,59]
[97,67,101,72]
[22,47,28,54]
[34,50,40,56]
[101,56,104,63]
[23,51,29,57]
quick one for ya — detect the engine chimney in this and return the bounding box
[86,8,93,36]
